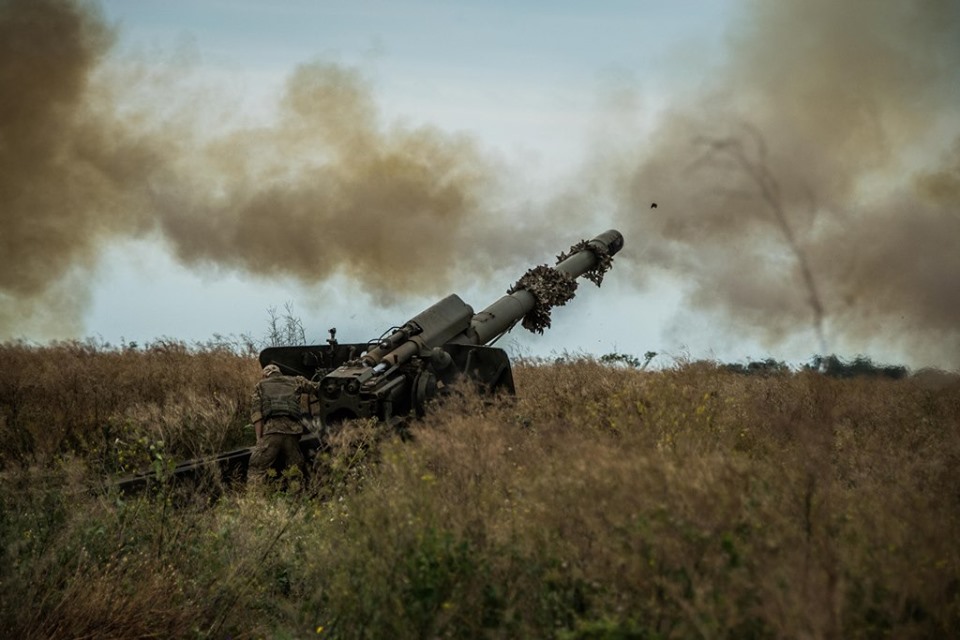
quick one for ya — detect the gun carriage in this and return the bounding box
[117,229,623,493]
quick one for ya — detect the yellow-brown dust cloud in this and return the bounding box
[0,0,155,334]
[1,0,521,338]
[151,61,506,298]
[608,0,960,366]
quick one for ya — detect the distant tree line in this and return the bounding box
[720,354,909,379]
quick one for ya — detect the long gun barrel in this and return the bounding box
[364,229,624,366]
[307,229,624,426]
[463,228,623,345]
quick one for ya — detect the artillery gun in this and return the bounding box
[117,230,624,493]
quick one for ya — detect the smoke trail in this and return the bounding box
[609,0,960,366]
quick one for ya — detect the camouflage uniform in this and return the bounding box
[248,365,319,483]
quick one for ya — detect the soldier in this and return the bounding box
[248,364,319,486]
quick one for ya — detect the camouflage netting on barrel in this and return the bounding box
[557,240,614,287]
[507,265,578,334]
[508,238,616,334]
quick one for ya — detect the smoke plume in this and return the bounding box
[610,0,960,365]
[152,60,511,298]
[0,0,514,337]
[0,0,148,334]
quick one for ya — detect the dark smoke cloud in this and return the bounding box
[610,0,960,366]
[0,0,152,333]
[153,61,505,300]
[1,0,519,337]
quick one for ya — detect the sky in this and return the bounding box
[2,0,959,370]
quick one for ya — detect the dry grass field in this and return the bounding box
[1,341,958,639]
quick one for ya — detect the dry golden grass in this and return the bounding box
[0,339,258,471]
[0,344,958,638]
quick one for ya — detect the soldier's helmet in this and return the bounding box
[262,364,282,378]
